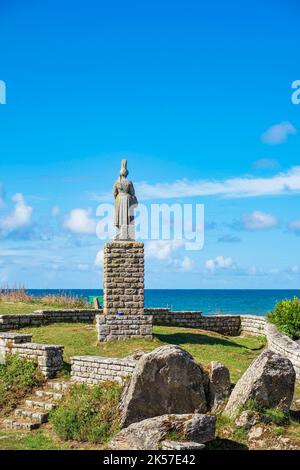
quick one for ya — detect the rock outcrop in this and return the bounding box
[235,410,261,430]
[120,345,207,427]
[109,414,216,450]
[224,349,295,417]
[208,361,231,412]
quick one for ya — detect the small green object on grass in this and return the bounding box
[88,295,103,306]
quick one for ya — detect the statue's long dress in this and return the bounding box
[113,178,136,239]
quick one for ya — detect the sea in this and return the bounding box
[26,289,300,317]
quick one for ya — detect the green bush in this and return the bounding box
[50,382,121,444]
[0,354,43,416]
[267,296,300,339]
[263,408,289,426]
[239,399,264,414]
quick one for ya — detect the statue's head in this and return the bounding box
[119,159,129,178]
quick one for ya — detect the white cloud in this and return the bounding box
[241,211,278,230]
[145,241,195,272]
[0,193,32,233]
[95,249,104,267]
[93,166,300,201]
[261,122,297,145]
[288,219,300,235]
[64,208,97,234]
[145,240,184,261]
[174,256,195,272]
[205,256,235,273]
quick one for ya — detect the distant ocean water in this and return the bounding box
[27,289,300,316]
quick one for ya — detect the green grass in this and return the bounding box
[0,429,71,450]
[0,301,91,315]
[50,382,121,444]
[20,323,266,382]
[0,301,55,314]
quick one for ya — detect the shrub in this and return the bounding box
[0,286,89,309]
[0,354,43,416]
[239,399,264,414]
[50,382,121,443]
[267,297,300,339]
[263,408,289,426]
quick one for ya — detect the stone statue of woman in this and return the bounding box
[113,160,138,240]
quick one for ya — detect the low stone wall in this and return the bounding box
[71,355,137,384]
[199,315,241,336]
[240,315,267,336]
[266,323,300,377]
[145,309,241,336]
[240,316,300,378]
[96,314,153,341]
[0,332,32,359]
[0,309,96,331]
[0,332,64,378]
[145,309,202,327]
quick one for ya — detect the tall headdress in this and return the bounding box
[119,159,128,180]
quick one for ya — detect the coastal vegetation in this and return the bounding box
[0,287,89,314]
[267,296,300,340]
[50,382,121,444]
[0,355,43,417]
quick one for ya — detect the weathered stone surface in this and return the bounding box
[120,345,208,427]
[235,410,261,430]
[208,361,231,412]
[109,414,216,450]
[161,440,205,450]
[247,426,264,441]
[224,349,296,417]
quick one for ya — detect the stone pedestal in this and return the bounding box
[98,240,152,342]
[96,314,153,341]
[103,241,144,315]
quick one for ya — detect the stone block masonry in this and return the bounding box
[144,309,241,336]
[71,356,137,384]
[240,315,267,336]
[96,314,153,341]
[0,332,64,378]
[240,316,300,378]
[0,309,96,332]
[103,241,144,315]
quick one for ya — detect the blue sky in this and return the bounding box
[0,0,299,289]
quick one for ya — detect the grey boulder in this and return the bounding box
[120,345,207,427]
[109,414,216,450]
[208,361,231,412]
[224,349,295,417]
